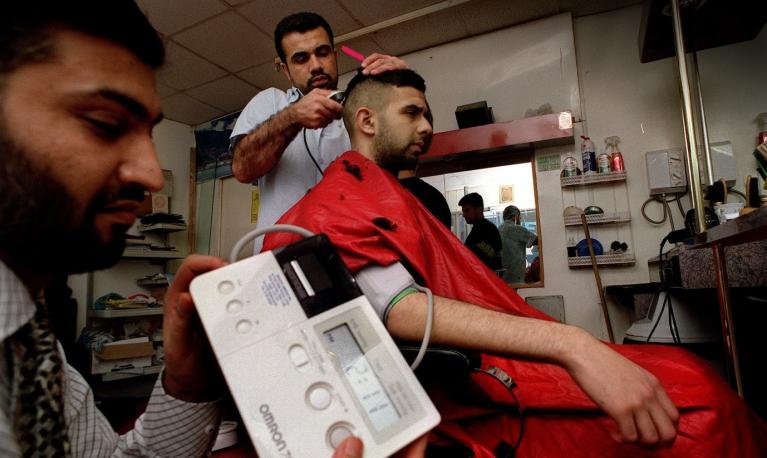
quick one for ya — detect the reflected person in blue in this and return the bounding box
[499,205,536,283]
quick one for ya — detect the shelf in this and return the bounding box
[88,308,163,318]
[122,248,184,259]
[564,212,631,226]
[567,253,636,268]
[692,206,767,248]
[101,364,162,382]
[422,112,574,160]
[561,171,627,187]
[137,222,187,233]
[136,278,169,288]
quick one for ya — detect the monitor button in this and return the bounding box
[307,383,332,410]
[327,422,354,449]
[289,345,310,371]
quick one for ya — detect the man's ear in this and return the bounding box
[278,60,293,84]
[355,107,376,137]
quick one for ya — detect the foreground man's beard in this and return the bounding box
[0,126,137,275]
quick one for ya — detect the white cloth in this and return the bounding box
[0,261,222,456]
[230,87,350,253]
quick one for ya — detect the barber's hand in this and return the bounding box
[332,434,428,458]
[361,53,408,75]
[289,89,343,129]
[565,333,679,447]
[162,254,227,402]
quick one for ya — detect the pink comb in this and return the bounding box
[340,45,365,63]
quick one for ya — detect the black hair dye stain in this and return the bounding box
[372,217,397,231]
[342,160,362,181]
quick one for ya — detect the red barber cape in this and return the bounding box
[264,152,767,457]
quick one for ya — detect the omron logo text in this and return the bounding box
[260,404,293,457]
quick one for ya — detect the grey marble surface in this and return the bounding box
[679,240,767,288]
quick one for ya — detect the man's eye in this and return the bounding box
[86,117,125,138]
[316,46,331,57]
[292,54,309,64]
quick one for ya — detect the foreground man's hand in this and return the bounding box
[162,254,228,402]
[333,434,429,458]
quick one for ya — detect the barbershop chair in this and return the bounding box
[398,343,523,458]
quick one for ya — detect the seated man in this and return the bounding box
[263,69,767,456]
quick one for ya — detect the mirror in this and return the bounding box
[418,154,543,288]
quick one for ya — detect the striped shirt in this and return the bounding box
[1,261,222,456]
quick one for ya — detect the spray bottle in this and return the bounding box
[604,136,624,172]
[756,112,767,146]
[580,135,596,174]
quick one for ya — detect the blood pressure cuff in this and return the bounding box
[354,262,416,324]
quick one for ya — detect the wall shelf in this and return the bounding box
[560,171,627,187]
[122,248,184,259]
[136,278,169,288]
[137,222,187,233]
[422,112,574,160]
[564,212,631,226]
[87,308,163,318]
[101,364,162,382]
[567,253,636,268]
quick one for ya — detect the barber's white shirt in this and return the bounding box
[230,87,350,253]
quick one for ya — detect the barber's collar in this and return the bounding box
[287,87,302,103]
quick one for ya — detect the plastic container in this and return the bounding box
[597,153,611,173]
[580,136,596,174]
[757,112,767,146]
[562,156,579,177]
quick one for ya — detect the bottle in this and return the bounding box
[757,112,767,146]
[566,236,577,257]
[562,156,579,177]
[597,152,611,173]
[605,135,624,172]
[580,135,596,174]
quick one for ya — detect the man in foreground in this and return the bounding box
[0,2,385,457]
[264,69,767,456]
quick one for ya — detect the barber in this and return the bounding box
[230,12,406,252]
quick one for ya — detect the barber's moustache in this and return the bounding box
[117,184,147,202]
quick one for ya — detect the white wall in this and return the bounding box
[70,119,194,334]
[340,13,581,130]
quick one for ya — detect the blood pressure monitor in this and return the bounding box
[190,235,439,457]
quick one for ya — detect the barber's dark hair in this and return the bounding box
[274,12,334,63]
[459,192,484,209]
[1,1,164,76]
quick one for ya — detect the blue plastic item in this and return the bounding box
[576,238,603,256]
